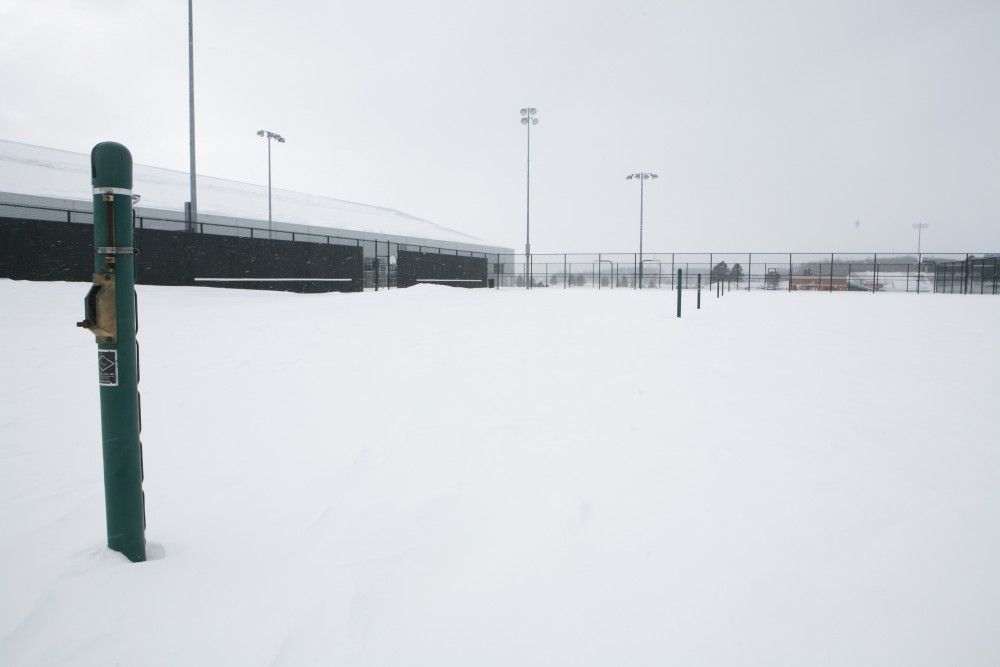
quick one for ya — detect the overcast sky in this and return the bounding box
[1,0,998,253]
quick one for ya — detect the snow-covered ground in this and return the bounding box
[1,280,998,666]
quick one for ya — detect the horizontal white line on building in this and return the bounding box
[415,279,482,283]
[194,277,353,282]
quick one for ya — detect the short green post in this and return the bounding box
[676,269,683,318]
[77,142,146,562]
[697,273,702,309]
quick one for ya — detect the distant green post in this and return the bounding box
[77,142,146,562]
[697,273,702,309]
[676,269,683,318]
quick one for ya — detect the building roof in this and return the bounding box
[0,139,504,252]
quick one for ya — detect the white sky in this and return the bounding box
[1,0,998,253]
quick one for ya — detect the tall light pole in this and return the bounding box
[256,130,285,236]
[914,223,929,293]
[520,108,538,290]
[626,172,658,289]
[187,0,197,231]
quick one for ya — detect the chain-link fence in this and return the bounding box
[4,199,996,295]
[493,252,998,294]
[0,199,501,290]
[932,256,999,294]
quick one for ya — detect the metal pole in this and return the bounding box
[526,118,531,289]
[187,0,197,231]
[521,109,537,290]
[677,269,683,317]
[639,177,644,289]
[697,273,701,309]
[78,142,146,563]
[266,136,273,235]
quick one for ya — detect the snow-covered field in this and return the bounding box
[1,280,998,666]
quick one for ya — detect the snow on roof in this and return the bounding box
[0,139,494,248]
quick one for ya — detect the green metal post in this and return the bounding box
[677,269,682,318]
[697,273,701,309]
[78,142,146,562]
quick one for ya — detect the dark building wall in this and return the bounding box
[0,218,363,292]
[396,250,488,288]
[0,217,92,281]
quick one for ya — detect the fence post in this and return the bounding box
[697,273,702,309]
[77,142,146,563]
[677,269,682,317]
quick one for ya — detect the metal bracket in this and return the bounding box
[77,272,117,343]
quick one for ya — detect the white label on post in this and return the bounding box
[98,350,118,386]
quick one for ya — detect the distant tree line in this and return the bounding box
[710,261,743,284]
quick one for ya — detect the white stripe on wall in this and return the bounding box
[194,277,353,282]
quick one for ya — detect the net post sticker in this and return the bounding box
[98,350,118,386]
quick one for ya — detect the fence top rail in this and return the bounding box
[2,199,995,260]
[0,198,502,259]
[513,251,995,258]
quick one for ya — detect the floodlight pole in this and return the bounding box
[187,0,197,231]
[257,130,285,237]
[626,172,658,289]
[520,108,538,289]
[913,223,929,294]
